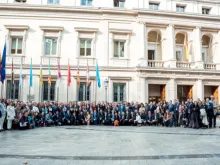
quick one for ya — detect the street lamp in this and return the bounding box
[104,78,109,102]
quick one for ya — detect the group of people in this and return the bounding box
[0,95,219,131]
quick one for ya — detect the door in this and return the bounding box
[160,85,166,101]
[213,87,218,103]
[187,86,193,99]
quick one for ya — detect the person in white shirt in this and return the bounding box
[7,102,15,130]
[134,112,142,126]
[32,103,39,113]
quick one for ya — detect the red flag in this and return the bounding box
[86,60,91,86]
[67,62,71,86]
[77,67,80,87]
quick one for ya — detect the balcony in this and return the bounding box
[176,61,191,69]
[148,60,164,68]
[204,63,216,70]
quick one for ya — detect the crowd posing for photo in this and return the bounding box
[0,95,220,131]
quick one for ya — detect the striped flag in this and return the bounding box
[57,59,61,87]
[48,58,51,86]
[77,66,80,87]
[86,60,91,86]
[184,34,189,61]
[67,59,71,86]
[40,58,43,86]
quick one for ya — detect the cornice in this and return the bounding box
[4,25,29,30]
[74,27,99,33]
[109,28,132,34]
[40,26,64,31]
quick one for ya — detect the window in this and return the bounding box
[113,83,126,102]
[78,82,90,101]
[114,0,125,7]
[6,80,19,100]
[42,81,56,101]
[202,8,210,14]
[47,0,60,4]
[176,5,185,12]
[81,0,93,6]
[114,41,125,58]
[80,39,92,56]
[148,50,155,60]
[176,51,182,61]
[11,37,23,55]
[15,0,26,2]
[45,38,57,56]
[149,3,159,10]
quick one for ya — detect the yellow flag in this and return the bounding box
[184,34,189,61]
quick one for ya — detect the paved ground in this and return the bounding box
[0,123,220,165]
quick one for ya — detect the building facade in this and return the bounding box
[0,0,220,103]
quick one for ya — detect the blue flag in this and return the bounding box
[96,62,101,88]
[1,42,6,83]
[30,58,33,87]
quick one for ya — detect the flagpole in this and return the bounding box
[39,57,42,102]
[57,58,60,102]
[77,58,79,102]
[19,57,23,101]
[29,58,32,102]
[48,57,51,101]
[67,58,69,103]
[95,59,97,104]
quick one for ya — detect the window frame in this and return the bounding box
[42,81,56,101]
[149,2,159,10]
[114,40,125,58]
[79,39,92,57]
[114,0,125,7]
[44,37,58,56]
[10,36,23,55]
[47,0,60,4]
[81,0,93,6]
[202,7,211,15]
[176,5,185,12]
[113,83,126,102]
[6,80,19,100]
[78,82,91,101]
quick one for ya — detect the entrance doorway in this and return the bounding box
[148,84,166,103]
[204,86,218,102]
[177,85,193,102]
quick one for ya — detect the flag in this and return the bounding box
[184,34,189,61]
[30,58,33,87]
[77,66,80,87]
[86,60,91,86]
[0,53,2,80]
[57,60,61,87]
[48,58,51,86]
[1,42,6,83]
[11,58,14,85]
[19,62,22,88]
[40,58,43,86]
[67,60,71,86]
[96,61,101,88]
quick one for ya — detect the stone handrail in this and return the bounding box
[176,61,191,68]
[204,63,216,70]
[148,60,164,68]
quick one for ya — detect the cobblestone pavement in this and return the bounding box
[0,123,220,165]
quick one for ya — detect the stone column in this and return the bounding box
[194,27,203,69]
[167,78,176,102]
[164,24,176,68]
[196,79,204,100]
[140,77,146,103]
[137,21,147,66]
[215,31,220,70]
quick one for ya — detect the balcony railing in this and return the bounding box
[204,63,216,70]
[176,61,191,69]
[148,60,164,68]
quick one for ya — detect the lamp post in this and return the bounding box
[104,79,109,102]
